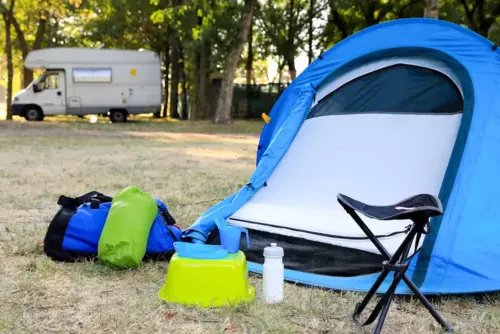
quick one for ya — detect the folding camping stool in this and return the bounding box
[337,193,454,334]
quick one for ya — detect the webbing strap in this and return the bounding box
[57,191,113,209]
[157,204,180,241]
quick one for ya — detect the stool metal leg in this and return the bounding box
[374,292,394,334]
[372,266,409,334]
[341,205,454,333]
[353,268,391,322]
[363,238,413,329]
[374,241,414,332]
[347,206,421,319]
[400,278,454,332]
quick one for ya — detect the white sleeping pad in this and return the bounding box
[229,113,462,255]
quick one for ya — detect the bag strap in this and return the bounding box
[157,204,180,241]
[157,204,176,225]
[57,191,113,210]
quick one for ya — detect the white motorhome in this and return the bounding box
[12,48,162,122]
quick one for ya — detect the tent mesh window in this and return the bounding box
[308,64,463,119]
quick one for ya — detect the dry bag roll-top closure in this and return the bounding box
[98,186,158,268]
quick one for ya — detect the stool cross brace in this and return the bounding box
[337,193,454,334]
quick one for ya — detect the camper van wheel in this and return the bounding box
[110,110,127,123]
[24,106,44,121]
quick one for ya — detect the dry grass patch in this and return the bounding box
[1,120,500,333]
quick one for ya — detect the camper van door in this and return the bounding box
[34,71,66,115]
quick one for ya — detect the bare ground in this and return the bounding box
[0,117,499,333]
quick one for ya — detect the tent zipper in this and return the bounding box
[229,218,412,240]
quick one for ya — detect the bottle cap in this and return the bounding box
[263,243,284,257]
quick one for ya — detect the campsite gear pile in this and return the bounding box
[44,187,181,265]
[338,193,453,333]
[262,243,284,304]
[183,18,500,295]
[158,219,255,307]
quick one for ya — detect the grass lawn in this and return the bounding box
[0,116,499,333]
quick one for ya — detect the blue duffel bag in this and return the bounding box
[43,191,182,262]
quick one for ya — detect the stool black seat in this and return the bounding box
[337,193,453,334]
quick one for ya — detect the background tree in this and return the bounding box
[0,0,87,88]
[179,41,188,120]
[1,0,15,120]
[2,0,500,122]
[424,0,440,18]
[321,0,422,50]
[85,0,172,116]
[257,0,308,81]
[12,4,48,87]
[152,0,212,119]
[213,0,254,123]
[169,32,181,119]
[193,7,209,119]
[453,0,500,38]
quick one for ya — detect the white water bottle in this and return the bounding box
[263,243,284,303]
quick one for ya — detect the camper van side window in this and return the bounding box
[72,68,112,83]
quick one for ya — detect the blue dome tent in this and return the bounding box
[184,18,500,294]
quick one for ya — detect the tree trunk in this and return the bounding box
[286,56,296,81]
[456,0,493,37]
[23,67,33,89]
[330,8,349,39]
[195,12,208,119]
[169,34,180,119]
[424,0,439,19]
[286,0,296,80]
[22,13,48,87]
[246,18,253,86]
[152,47,163,118]
[213,0,254,124]
[3,0,15,120]
[195,47,201,116]
[3,6,47,87]
[307,0,314,64]
[477,21,491,38]
[8,10,28,88]
[194,15,202,119]
[162,41,170,118]
[179,42,188,120]
[195,43,209,119]
[475,0,496,38]
[360,1,378,26]
[245,16,253,118]
[200,45,209,118]
[277,57,284,84]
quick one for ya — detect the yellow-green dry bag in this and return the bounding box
[98,186,158,268]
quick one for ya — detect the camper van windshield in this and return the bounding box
[34,73,59,91]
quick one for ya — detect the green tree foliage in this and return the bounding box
[2,0,500,121]
[152,0,257,120]
[257,0,309,80]
[321,0,424,49]
[81,0,171,51]
[445,0,500,42]
[0,0,87,87]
